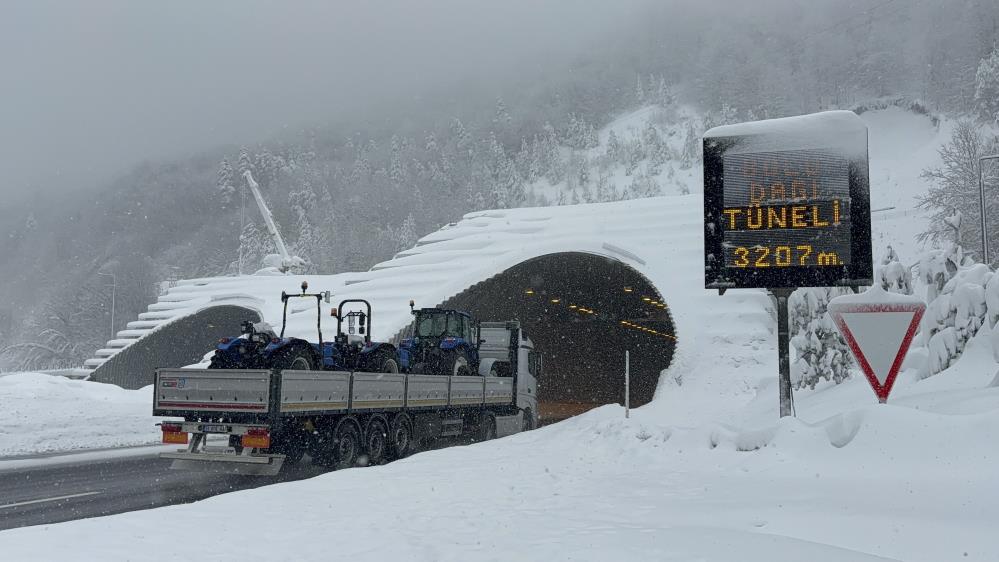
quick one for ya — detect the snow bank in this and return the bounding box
[1,374,997,561]
[0,373,166,456]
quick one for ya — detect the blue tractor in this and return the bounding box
[208,282,400,373]
[397,301,480,376]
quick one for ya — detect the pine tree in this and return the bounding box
[975,45,999,124]
[680,121,699,170]
[217,159,235,205]
[635,74,645,105]
[396,213,418,251]
[606,130,621,162]
[655,75,675,107]
[493,97,512,128]
[389,135,406,187]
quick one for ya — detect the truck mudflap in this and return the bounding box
[160,422,284,476]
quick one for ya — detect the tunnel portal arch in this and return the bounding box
[90,305,262,389]
[437,252,676,423]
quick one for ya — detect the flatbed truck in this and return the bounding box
[153,321,540,475]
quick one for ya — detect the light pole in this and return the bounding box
[97,271,116,340]
[978,155,999,266]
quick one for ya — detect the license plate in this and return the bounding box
[200,424,230,434]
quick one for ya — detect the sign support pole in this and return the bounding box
[771,288,795,418]
[624,350,630,419]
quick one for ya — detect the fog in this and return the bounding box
[0,0,652,199]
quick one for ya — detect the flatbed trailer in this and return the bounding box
[153,321,540,475]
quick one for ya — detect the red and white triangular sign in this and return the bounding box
[827,287,925,403]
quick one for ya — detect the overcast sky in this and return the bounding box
[0,0,652,199]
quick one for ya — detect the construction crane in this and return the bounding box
[243,170,305,273]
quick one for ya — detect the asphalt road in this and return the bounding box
[0,452,328,531]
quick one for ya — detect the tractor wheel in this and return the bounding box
[377,354,400,374]
[271,346,316,371]
[389,413,415,459]
[441,350,471,377]
[208,352,232,369]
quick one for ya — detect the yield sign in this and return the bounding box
[827,287,925,403]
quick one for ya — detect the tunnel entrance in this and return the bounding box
[90,305,262,389]
[440,252,675,424]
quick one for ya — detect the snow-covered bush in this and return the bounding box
[876,245,913,295]
[789,288,852,389]
[918,238,994,376]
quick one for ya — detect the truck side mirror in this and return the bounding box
[324,291,331,303]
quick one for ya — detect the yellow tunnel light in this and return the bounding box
[551,298,560,304]
[623,287,633,293]
[569,304,578,309]
[525,289,535,295]
[642,297,652,302]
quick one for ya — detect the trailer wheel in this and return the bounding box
[389,413,414,459]
[332,422,360,470]
[271,431,306,465]
[522,408,535,432]
[364,419,388,465]
[477,412,497,442]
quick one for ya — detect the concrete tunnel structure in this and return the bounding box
[83,196,764,423]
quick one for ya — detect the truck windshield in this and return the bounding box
[416,313,448,337]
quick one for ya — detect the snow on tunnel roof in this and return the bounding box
[81,195,774,409]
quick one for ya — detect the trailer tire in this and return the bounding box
[522,408,535,432]
[332,420,360,470]
[477,412,497,442]
[270,431,306,465]
[364,418,389,465]
[389,413,414,459]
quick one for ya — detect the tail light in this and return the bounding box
[161,422,188,444]
[242,427,270,449]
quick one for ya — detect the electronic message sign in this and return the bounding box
[703,111,872,289]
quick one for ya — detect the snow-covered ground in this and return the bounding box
[0,373,168,457]
[0,334,996,561]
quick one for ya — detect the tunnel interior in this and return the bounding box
[439,252,676,423]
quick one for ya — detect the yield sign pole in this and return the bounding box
[828,287,926,403]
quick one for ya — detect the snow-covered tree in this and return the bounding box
[217,159,235,205]
[396,213,418,252]
[493,97,512,128]
[634,74,645,105]
[918,121,999,256]
[789,288,853,389]
[877,245,913,295]
[680,121,699,170]
[605,130,621,162]
[974,45,999,124]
